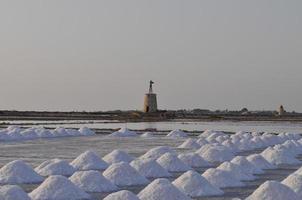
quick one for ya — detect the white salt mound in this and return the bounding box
[0,185,31,200]
[104,190,140,200]
[130,159,171,178]
[217,162,255,181]
[201,146,235,163]
[157,153,191,172]
[141,132,154,137]
[166,129,188,138]
[0,160,44,184]
[138,178,192,200]
[30,175,90,200]
[109,128,137,137]
[103,150,135,164]
[70,150,108,171]
[261,147,301,165]
[282,173,302,198]
[79,127,95,136]
[69,170,118,193]
[202,168,244,188]
[140,146,176,160]
[247,154,276,170]
[246,181,299,200]
[178,138,201,149]
[230,156,264,174]
[35,159,76,176]
[178,153,211,168]
[103,162,149,187]
[173,170,223,197]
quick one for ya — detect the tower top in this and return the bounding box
[149,80,154,93]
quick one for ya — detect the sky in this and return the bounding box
[0,0,301,112]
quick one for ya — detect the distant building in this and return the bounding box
[278,105,285,116]
[143,80,158,113]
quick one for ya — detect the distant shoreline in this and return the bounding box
[1,110,302,123]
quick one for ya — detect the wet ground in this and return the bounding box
[0,135,301,200]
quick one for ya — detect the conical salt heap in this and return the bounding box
[217,161,255,181]
[178,138,201,149]
[0,160,44,184]
[261,147,301,165]
[130,159,171,178]
[202,168,244,188]
[70,150,108,171]
[103,190,140,200]
[140,146,176,161]
[29,175,90,200]
[138,178,192,200]
[69,170,118,193]
[178,153,211,168]
[103,150,135,164]
[79,127,95,136]
[157,153,191,172]
[109,128,137,137]
[35,159,76,176]
[103,162,149,187]
[246,180,299,200]
[0,185,31,200]
[247,154,276,170]
[200,146,235,163]
[282,173,302,198]
[173,170,223,197]
[166,129,188,138]
[230,156,264,174]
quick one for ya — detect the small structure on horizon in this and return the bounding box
[278,105,285,116]
[143,80,158,113]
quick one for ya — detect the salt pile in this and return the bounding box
[138,178,192,200]
[104,190,140,200]
[70,150,108,171]
[166,129,188,138]
[247,154,276,169]
[0,185,31,200]
[141,132,154,137]
[172,170,223,197]
[217,162,255,181]
[109,128,137,137]
[0,160,44,184]
[52,127,69,137]
[35,127,54,138]
[196,138,209,146]
[178,138,201,149]
[200,146,235,163]
[198,129,216,138]
[35,159,76,176]
[79,127,95,136]
[69,170,118,193]
[157,153,191,172]
[202,168,244,188]
[103,150,134,164]
[246,181,299,200]
[130,159,171,178]
[261,147,301,165]
[6,128,23,141]
[29,175,90,200]
[178,153,211,168]
[282,173,302,198]
[230,156,264,174]
[20,128,39,140]
[103,162,149,187]
[140,146,176,160]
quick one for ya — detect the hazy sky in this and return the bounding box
[0,1,301,112]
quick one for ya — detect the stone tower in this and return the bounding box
[143,80,158,113]
[278,105,285,116]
